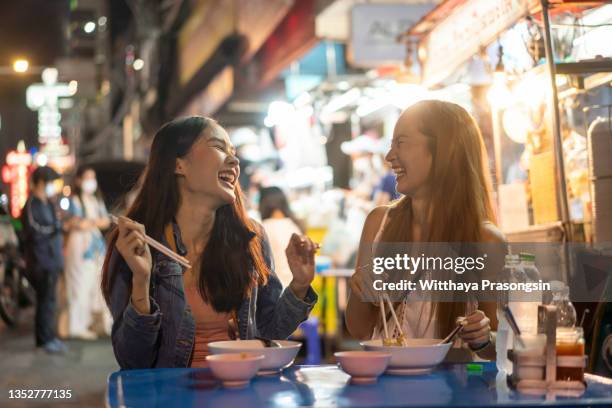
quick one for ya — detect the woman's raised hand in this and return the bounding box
[115,216,152,285]
[285,233,317,298]
[458,309,491,350]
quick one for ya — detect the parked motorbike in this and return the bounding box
[0,193,35,327]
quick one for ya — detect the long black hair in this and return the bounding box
[102,116,270,312]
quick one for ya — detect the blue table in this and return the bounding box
[106,363,612,407]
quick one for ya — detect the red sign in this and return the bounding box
[3,147,32,218]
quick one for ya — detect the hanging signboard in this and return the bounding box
[418,0,529,87]
[351,3,435,68]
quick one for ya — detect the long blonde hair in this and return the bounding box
[381,100,496,336]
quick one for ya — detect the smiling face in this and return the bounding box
[175,123,240,207]
[385,107,433,197]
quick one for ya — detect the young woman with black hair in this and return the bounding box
[102,117,318,369]
[65,166,111,339]
[259,186,304,288]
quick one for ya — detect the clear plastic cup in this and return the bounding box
[512,333,547,381]
[514,333,546,356]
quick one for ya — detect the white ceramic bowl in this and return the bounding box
[335,351,391,384]
[208,340,301,375]
[205,352,265,388]
[360,339,452,375]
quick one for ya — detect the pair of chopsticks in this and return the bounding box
[379,293,406,344]
[440,323,464,345]
[110,215,192,269]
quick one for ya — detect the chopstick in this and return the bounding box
[384,293,406,342]
[110,215,192,269]
[441,323,464,344]
[379,296,389,340]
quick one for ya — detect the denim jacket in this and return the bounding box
[108,221,318,369]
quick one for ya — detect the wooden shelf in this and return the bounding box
[555,59,612,75]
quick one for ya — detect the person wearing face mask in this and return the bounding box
[20,166,68,354]
[64,166,111,339]
[101,117,318,369]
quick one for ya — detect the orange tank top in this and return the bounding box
[183,282,232,367]
[165,224,234,368]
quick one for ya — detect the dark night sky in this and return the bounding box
[0,0,67,177]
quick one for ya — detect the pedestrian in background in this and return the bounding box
[64,166,112,339]
[21,166,68,354]
[373,160,401,206]
[259,186,304,288]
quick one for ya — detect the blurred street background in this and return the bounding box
[1,0,611,406]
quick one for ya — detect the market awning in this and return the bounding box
[404,0,611,87]
[162,0,296,118]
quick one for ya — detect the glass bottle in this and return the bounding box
[550,281,577,328]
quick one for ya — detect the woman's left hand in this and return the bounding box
[285,233,317,298]
[458,310,491,350]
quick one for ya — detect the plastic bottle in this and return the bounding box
[507,252,537,336]
[496,254,520,373]
[514,252,542,334]
[519,253,540,282]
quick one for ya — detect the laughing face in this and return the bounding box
[175,124,240,206]
[385,107,433,197]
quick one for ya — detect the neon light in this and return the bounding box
[4,145,32,218]
[26,68,73,144]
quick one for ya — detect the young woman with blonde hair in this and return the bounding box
[346,100,505,360]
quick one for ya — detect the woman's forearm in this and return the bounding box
[131,277,151,315]
[109,262,161,369]
[346,295,377,340]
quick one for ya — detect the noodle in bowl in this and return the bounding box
[360,338,452,375]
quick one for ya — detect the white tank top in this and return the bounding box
[370,207,437,340]
[369,208,485,363]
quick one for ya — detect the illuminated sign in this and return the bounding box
[2,141,32,218]
[351,3,434,68]
[26,68,75,144]
[418,0,529,87]
[40,139,74,174]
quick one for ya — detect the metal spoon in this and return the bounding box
[255,336,282,348]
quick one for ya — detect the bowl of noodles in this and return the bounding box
[360,338,452,375]
[208,340,301,376]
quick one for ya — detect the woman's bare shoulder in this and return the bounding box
[481,221,506,244]
[361,205,391,241]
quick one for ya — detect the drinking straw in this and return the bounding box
[579,308,590,328]
[503,305,525,348]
